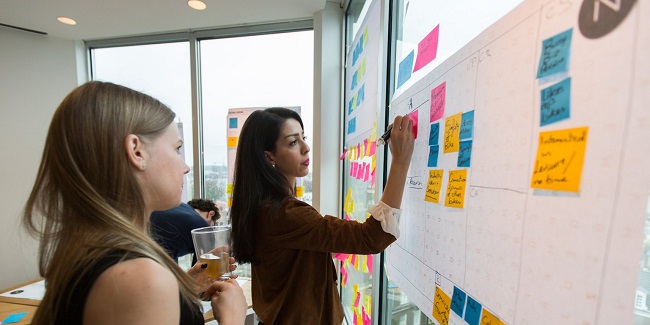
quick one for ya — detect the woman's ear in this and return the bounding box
[264,151,275,167]
[125,134,146,171]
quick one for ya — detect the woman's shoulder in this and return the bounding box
[84,257,180,324]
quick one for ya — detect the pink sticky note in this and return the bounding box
[341,265,348,285]
[408,110,419,139]
[359,162,367,179]
[334,253,349,261]
[339,148,347,160]
[430,81,446,122]
[364,164,370,182]
[369,142,377,156]
[354,292,361,307]
[363,307,371,325]
[413,24,440,72]
[351,254,357,266]
[349,162,356,177]
[371,172,376,187]
[353,311,359,325]
[356,144,361,160]
[367,255,373,273]
[345,213,352,221]
[363,139,369,156]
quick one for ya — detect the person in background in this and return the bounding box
[230,107,415,324]
[150,202,210,264]
[188,198,220,226]
[22,81,246,325]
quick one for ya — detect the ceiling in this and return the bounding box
[0,0,335,41]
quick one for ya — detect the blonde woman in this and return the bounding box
[23,81,246,324]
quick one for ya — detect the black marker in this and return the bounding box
[376,127,392,147]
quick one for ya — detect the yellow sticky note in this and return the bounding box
[295,186,304,197]
[531,127,588,192]
[432,286,451,325]
[344,188,353,214]
[354,254,360,270]
[445,170,467,208]
[364,295,372,315]
[482,308,506,325]
[226,184,234,195]
[227,197,233,207]
[444,113,462,153]
[425,170,444,203]
[227,136,238,148]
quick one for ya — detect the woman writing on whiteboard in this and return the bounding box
[22,81,246,325]
[230,107,415,324]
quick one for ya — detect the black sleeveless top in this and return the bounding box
[53,249,204,325]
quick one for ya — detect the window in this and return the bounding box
[91,42,195,199]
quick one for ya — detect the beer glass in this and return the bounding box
[191,226,231,280]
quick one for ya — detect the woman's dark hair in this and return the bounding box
[230,107,303,264]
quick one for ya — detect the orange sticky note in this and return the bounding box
[433,286,451,325]
[227,136,238,148]
[444,112,462,153]
[482,308,506,325]
[531,127,588,192]
[445,169,467,208]
[425,169,443,203]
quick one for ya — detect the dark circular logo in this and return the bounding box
[579,0,637,39]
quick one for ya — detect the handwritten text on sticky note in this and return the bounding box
[531,127,588,192]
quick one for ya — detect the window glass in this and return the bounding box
[635,197,650,323]
[199,31,314,278]
[392,0,523,98]
[385,1,524,323]
[91,42,194,199]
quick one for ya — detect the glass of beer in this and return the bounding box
[191,226,231,280]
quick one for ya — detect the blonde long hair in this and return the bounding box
[23,81,198,323]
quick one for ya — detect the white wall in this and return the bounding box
[0,27,81,289]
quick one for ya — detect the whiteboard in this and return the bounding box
[386,0,649,324]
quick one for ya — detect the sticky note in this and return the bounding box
[432,286,451,325]
[429,122,440,145]
[428,145,440,168]
[537,28,573,79]
[295,186,304,197]
[458,140,473,167]
[482,308,505,325]
[226,184,233,195]
[227,136,238,148]
[460,110,475,140]
[445,169,467,208]
[334,253,349,261]
[540,77,571,126]
[430,82,446,122]
[407,110,419,139]
[444,113,462,153]
[354,291,361,307]
[397,50,415,88]
[340,147,348,161]
[414,24,440,72]
[464,296,482,325]
[450,286,467,317]
[425,169,443,203]
[1,312,27,324]
[367,255,373,274]
[348,117,357,134]
[530,127,588,192]
[229,117,238,129]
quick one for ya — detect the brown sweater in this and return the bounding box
[252,198,396,324]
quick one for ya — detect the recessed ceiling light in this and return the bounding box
[188,0,206,10]
[57,17,77,25]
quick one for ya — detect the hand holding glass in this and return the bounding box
[191,226,232,280]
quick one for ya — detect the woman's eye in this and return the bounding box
[302,136,308,141]
[290,140,297,146]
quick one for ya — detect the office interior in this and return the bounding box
[2,0,649,324]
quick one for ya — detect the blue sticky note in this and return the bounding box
[2,312,27,324]
[429,122,440,145]
[464,296,482,325]
[229,117,238,129]
[537,29,572,79]
[351,70,358,90]
[458,140,472,167]
[397,50,415,88]
[540,77,571,126]
[460,110,474,140]
[450,286,467,317]
[428,145,439,167]
[347,117,357,134]
[358,84,365,106]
